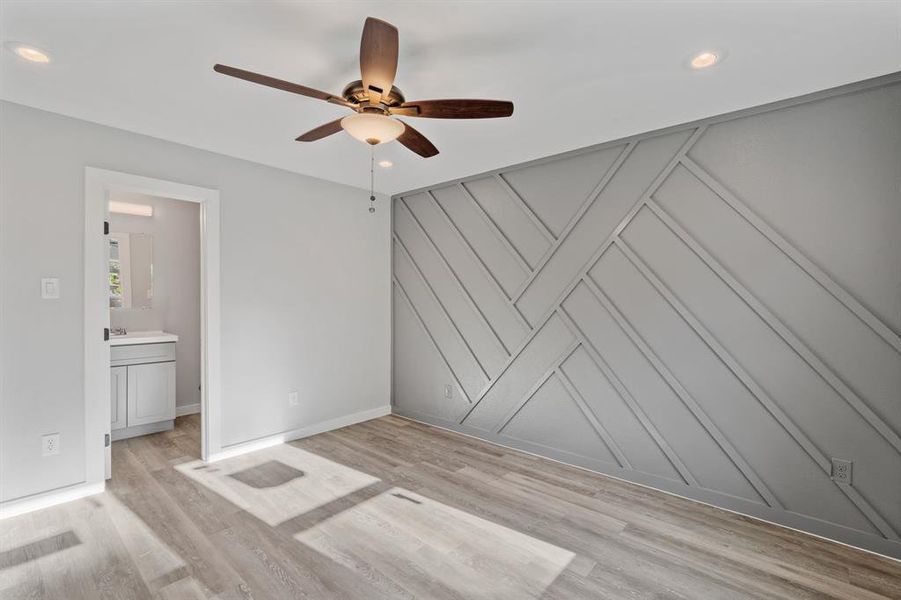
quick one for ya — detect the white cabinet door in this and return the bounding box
[126,361,176,427]
[111,365,128,431]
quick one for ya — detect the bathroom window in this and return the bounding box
[109,238,123,308]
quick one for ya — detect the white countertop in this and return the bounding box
[109,330,178,346]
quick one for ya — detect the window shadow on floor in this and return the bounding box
[228,460,305,489]
[0,531,81,570]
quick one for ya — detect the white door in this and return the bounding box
[105,213,112,480]
[127,361,176,427]
[110,365,128,431]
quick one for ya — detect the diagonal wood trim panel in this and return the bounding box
[391,72,901,560]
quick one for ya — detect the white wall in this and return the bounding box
[109,192,201,410]
[0,100,391,503]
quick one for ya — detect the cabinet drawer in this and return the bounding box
[111,342,176,366]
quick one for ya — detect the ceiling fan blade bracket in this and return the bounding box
[388,105,420,117]
[327,97,357,109]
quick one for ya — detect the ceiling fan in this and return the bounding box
[214,17,514,158]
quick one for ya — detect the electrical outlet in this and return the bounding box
[288,391,299,407]
[831,457,852,485]
[444,384,453,400]
[42,433,60,456]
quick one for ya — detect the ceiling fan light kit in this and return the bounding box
[341,112,405,145]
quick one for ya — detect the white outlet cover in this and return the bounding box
[288,391,299,407]
[42,433,60,456]
[444,385,453,400]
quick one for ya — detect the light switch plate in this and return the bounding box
[41,278,60,299]
[288,391,299,407]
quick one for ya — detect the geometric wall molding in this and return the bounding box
[392,72,901,559]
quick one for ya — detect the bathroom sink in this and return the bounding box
[109,330,178,346]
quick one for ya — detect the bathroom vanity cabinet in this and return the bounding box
[110,333,177,440]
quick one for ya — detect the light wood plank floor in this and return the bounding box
[2,414,900,599]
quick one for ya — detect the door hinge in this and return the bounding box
[104,221,109,235]
[104,433,111,447]
[104,327,110,341]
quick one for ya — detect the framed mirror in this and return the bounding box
[109,232,153,309]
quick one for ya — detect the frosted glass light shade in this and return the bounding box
[341,113,405,145]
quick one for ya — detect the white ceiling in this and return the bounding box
[2,1,899,194]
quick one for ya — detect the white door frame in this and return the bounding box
[84,167,221,485]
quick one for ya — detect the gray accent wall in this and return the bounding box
[391,73,901,559]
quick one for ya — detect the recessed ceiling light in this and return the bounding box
[378,160,394,168]
[690,51,719,70]
[6,43,51,64]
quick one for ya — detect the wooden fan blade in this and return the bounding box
[214,64,354,108]
[295,118,344,142]
[359,17,398,105]
[396,120,438,158]
[392,99,514,119]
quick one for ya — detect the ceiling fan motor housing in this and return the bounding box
[342,80,406,111]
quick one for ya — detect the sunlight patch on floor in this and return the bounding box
[101,493,187,586]
[156,575,207,600]
[0,493,186,599]
[295,487,574,599]
[176,444,379,526]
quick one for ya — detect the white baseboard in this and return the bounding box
[207,405,391,463]
[0,481,105,520]
[176,402,201,417]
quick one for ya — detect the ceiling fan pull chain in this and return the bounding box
[369,145,376,214]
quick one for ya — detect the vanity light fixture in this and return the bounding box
[690,51,719,69]
[6,43,51,64]
[109,201,153,217]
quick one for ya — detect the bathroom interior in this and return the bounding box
[107,191,201,458]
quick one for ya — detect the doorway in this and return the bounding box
[84,168,221,487]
